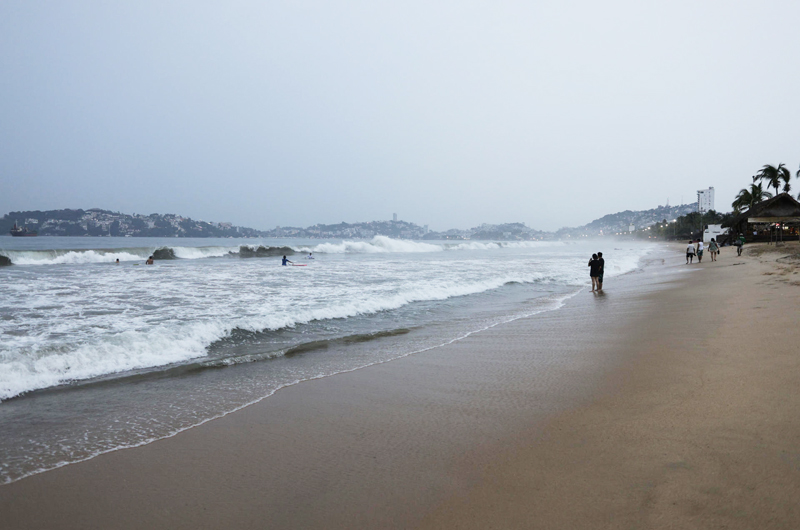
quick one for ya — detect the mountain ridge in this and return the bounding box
[2,202,702,239]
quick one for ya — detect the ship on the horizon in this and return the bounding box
[10,222,37,237]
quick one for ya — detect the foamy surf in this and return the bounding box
[0,287,582,486]
[2,249,148,265]
[0,236,569,266]
[0,272,556,401]
[0,236,656,485]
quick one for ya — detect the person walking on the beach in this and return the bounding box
[708,238,719,261]
[735,236,744,256]
[696,239,704,263]
[588,254,601,292]
[596,252,605,290]
[686,241,696,264]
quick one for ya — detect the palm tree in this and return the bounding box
[752,182,772,205]
[781,167,791,193]
[732,182,772,212]
[732,189,751,212]
[757,164,790,197]
[797,164,800,200]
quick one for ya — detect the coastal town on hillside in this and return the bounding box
[1,197,706,241]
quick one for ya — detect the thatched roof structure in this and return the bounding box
[723,193,800,228]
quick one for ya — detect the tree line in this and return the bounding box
[646,210,732,241]
[731,163,798,212]
[645,162,799,241]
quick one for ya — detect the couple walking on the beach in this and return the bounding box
[588,252,604,292]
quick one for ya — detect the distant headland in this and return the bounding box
[0,209,264,238]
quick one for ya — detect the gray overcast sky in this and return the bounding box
[1,1,799,232]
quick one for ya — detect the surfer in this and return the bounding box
[282,255,293,266]
[307,253,314,259]
[145,256,154,265]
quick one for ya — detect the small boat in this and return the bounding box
[10,222,38,237]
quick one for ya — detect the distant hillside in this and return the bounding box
[1,209,265,238]
[4,202,710,240]
[464,222,549,241]
[558,203,699,237]
[263,219,428,239]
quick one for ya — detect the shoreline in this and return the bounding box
[0,286,581,487]
[2,243,800,528]
[422,242,800,528]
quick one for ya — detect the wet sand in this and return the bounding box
[2,243,800,529]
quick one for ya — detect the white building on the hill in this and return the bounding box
[697,187,715,213]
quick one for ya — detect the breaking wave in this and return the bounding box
[0,274,550,401]
[0,237,564,266]
[1,249,150,265]
[302,236,563,254]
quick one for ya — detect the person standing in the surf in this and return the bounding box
[596,252,605,290]
[588,254,601,292]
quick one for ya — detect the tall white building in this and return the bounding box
[697,187,715,213]
[393,213,397,222]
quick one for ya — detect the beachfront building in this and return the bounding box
[703,224,726,243]
[723,193,800,243]
[697,187,715,213]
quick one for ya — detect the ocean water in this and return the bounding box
[0,235,654,483]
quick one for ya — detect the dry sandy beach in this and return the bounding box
[2,242,799,529]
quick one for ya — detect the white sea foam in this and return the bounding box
[0,240,655,401]
[304,235,444,254]
[0,322,225,400]
[0,272,542,401]
[448,240,563,251]
[1,237,569,265]
[297,237,567,254]
[0,246,239,265]
[171,246,232,259]
[3,249,147,265]
[0,239,660,487]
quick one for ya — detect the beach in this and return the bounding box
[2,242,799,529]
